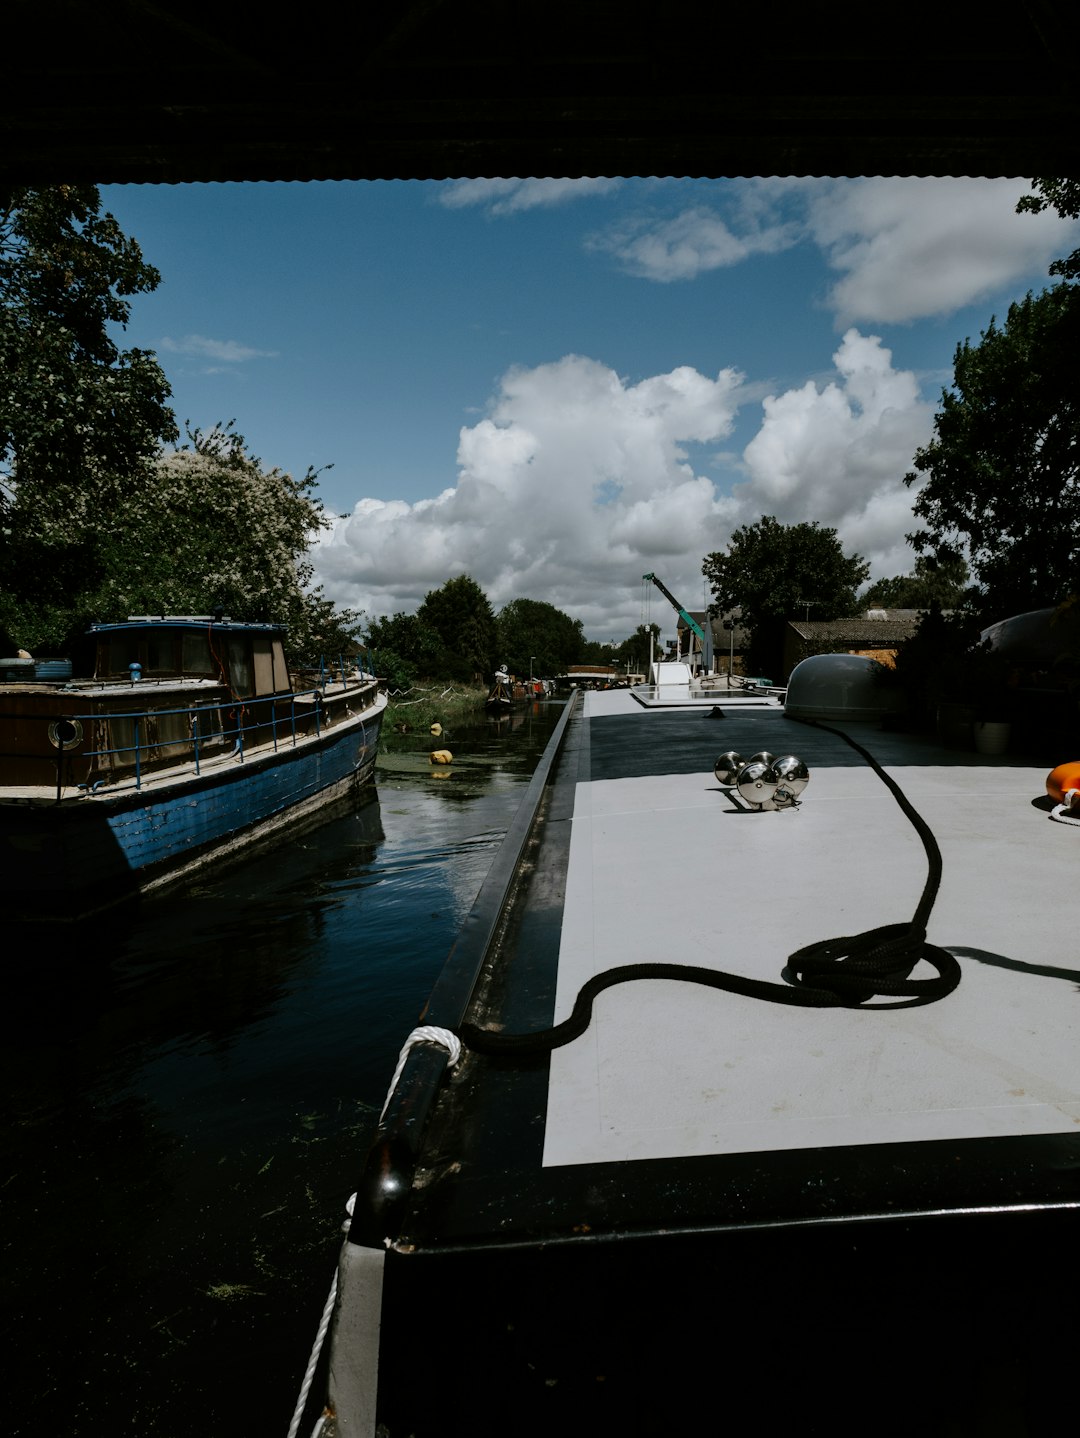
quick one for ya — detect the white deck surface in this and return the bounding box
[543,689,1080,1167]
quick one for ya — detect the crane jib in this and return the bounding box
[642,572,707,643]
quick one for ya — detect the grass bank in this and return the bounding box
[382,682,488,738]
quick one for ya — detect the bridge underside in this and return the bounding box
[4,2,1077,187]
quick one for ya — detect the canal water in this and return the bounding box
[2,698,567,1436]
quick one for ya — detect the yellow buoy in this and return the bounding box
[430,722,443,737]
[429,749,453,764]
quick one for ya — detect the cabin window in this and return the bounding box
[227,637,253,697]
[101,637,143,677]
[182,632,218,677]
[98,631,182,677]
[189,702,224,746]
[145,634,179,675]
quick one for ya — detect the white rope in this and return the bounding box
[286,1270,339,1438]
[1050,802,1080,827]
[380,1025,462,1120]
[387,681,472,703]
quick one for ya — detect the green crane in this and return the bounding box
[642,573,708,657]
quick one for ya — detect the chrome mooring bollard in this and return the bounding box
[714,750,810,811]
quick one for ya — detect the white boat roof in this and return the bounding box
[357,680,1080,1256]
[333,680,1079,1434]
[544,688,1078,1169]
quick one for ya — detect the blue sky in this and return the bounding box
[100,178,1077,642]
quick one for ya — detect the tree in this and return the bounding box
[610,624,661,674]
[365,611,443,688]
[416,575,497,680]
[114,426,363,661]
[1,185,179,653]
[1017,178,1080,281]
[905,285,1080,620]
[862,555,970,610]
[495,597,584,677]
[576,636,618,667]
[0,185,177,529]
[0,190,361,663]
[1,424,363,661]
[703,516,869,677]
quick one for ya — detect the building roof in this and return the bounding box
[861,609,925,623]
[788,617,921,646]
[4,2,1078,185]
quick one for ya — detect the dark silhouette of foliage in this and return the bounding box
[495,597,584,677]
[863,555,970,610]
[905,285,1080,620]
[1,185,177,527]
[1017,178,1080,281]
[703,516,868,677]
[0,192,359,661]
[609,624,661,674]
[365,611,444,688]
[416,575,497,679]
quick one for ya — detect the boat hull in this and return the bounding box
[0,695,385,919]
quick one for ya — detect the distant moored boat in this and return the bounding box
[0,615,387,919]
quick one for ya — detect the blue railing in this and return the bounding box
[69,687,332,792]
[318,653,376,689]
[7,654,380,800]
[51,670,381,794]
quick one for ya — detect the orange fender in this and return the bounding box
[1046,760,1080,806]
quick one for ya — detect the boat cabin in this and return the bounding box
[91,616,291,698]
[0,618,299,793]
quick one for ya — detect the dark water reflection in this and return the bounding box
[2,700,566,1435]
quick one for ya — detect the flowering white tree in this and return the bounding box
[0,188,359,660]
[2,423,362,660]
[88,425,364,661]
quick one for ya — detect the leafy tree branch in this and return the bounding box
[905,285,1080,619]
[1,185,176,522]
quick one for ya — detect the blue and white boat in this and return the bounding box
[0,615,386,919]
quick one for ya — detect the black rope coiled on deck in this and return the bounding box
[459,720,961,1058]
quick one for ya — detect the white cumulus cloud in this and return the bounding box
[800,176,1078,325]
[313,355,746,640]
[735,329,935,577]
[583,177,1078,323]
[313,336,940,640]
[588,202,799,282]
